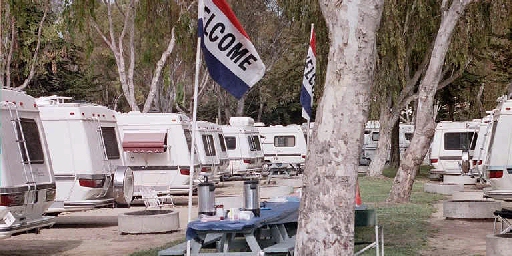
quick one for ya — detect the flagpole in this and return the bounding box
[186,12,202,256]
[306,23,314,145]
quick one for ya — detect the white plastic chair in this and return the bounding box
[140,187,174,209]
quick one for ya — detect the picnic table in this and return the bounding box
[159,198,299,255]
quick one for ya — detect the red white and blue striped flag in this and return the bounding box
[300,25,316,121]
[198,0,266,99]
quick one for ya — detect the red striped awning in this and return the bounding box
[122,132,167,153]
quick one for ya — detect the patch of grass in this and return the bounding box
[357,172,446,256]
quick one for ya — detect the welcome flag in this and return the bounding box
[300,24,316,121]
[198,0,266,99]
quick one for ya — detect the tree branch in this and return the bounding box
[437,59,471,90]
[143,27,177,112]
[90,18,115,51]
[16,1,48,90]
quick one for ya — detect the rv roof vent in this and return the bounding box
[229,117,254,127]
[254,122,265,127]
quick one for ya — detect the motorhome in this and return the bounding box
[116,112,200,197]
[428,120,480,180]
[196,121,229,181]
[36,96,133,213]
[256,124,307,174]
[0,89,56,238]
[470,114,494,179]
[221,117,264,178]
[482,98,512,200]
[360,121,382,165]
[359,121,414,165]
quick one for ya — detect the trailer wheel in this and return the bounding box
[113,166,134,207]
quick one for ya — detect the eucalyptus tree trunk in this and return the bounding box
[236,96,245,116]
[295,1,384,255]
[368,107,399,176]
[388,0,473,203]
[389,119,401,168]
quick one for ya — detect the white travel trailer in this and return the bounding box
[0,89,56,238]
[36,96,133,213]
[470,114,494,179]
[116,112,201,196]
[196,121,229,181]
[482,98,512,200]
[359,121,414,165]
[221,117,264,177]
[256,124,307,173]
[428,120,480,179]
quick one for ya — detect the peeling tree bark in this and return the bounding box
[388,0,473,203]
[295,1,384,255]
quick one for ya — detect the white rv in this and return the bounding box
[36,96,133,213]
[482,98,512,200]
[470,114,494,179]
[359,121,414,165]
[196,121,229,181]
[221,117,264,177]
[116,112,200,196]
[428,120,480,179]
[0,89,56,238]
[256,124,307,173]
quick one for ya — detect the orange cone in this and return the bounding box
[355,181,362,207]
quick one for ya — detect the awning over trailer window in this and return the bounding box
[122,132,167,153]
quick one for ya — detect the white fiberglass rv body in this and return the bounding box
[360,121,415,165]
[116,112,200,196]
[221,117,264,177]
[470,114,494,178]
[0,89,56,238]
[256,124,307,172]
[36,96,133,213]
[196,121,229,181]
[483,98,512,200]
[429,120,480,179]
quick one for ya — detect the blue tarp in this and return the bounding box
[186,200,300,241]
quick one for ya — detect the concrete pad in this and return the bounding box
[118,209,179,234]
[424,182,464,195]
[443,175,477,185]
[443,200,501,219]
[487,233,512,256]
[452,191,490,201]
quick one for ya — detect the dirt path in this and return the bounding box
[420,201,494,256]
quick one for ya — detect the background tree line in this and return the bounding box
[3,0,510,125]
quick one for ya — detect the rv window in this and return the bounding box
[218,134,227,152]
[253,136,261,151]
[16,118,45,164]
[364,130,370,134]
[202,134,216,156]
[248,136,261,151]
[405,133,413,141]
[274,136,296,147]
[225,136,236,150]
[372,132,380,141]
[101,127,120,159]
[184,129,192,152]
[444,132,478,150]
